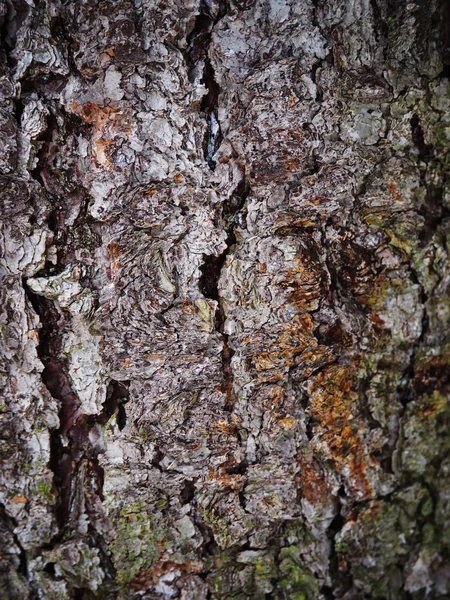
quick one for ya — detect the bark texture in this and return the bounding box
[1,0,450,598]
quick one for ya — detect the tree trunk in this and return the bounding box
[1,0,450,598]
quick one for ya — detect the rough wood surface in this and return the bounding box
[1,0,450,598]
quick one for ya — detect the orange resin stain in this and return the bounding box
[297,457,332,504]
[388,181,404,203]
[308,365,373,499]
[12,495,28,504]
[70,102,131,168]
[108,241,122,280]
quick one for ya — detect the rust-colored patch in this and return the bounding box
[277,416,296,430]
[298,457,331,504]
[213,420,237,435]
[145,186,157,196]
[12,495,28,504]
[70,102,130,169]
[304,195,327,206]
[28,330,39,342]
[267,385,284,410]
[388,182,404,203]
[207,468,246,491]
[131,560,202,591]
[417,391,448,418]
[414,352,450,395]
[308,365,373,499]
[245,314,317,382]
[251,347,305,372]
[108,242,122,280]
[71,101,118,125]
[293,345,336,381]
[338,555,348,573]
[280,253,324,312]
[94,138,115,167]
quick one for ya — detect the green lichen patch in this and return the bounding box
[399,391,450,477]
[335,501,412,597]
[277,546,319,600]
[110,501,165,586]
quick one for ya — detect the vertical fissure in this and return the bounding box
[25,274,124,582]
[0,504,29,581]
[324,488,353,598]
[184,1,227,170]
[199,175,249,411]
[17,87,121,583]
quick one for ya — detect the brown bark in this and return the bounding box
[1,0,450,598]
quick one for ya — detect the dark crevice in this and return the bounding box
[378,105,448,486]
[221,338,235,411]
[22,119,120,572]
[397,113,443,409]
[180,479,196,504]
[369,0,388,57]
[1,505,28,578]
[201,59,223,170]
[26,104,95,272]
[310,0,319,30]
[384,271,428,472]
[43,562,56,577]
[397,358,417,410]
[30,310,123,576]
[183,1,227,170]
[199,253,224,303]
[31,112,58,187]
[13,96,25,125]
[305,416,315,441]
[0,0,30,69]
[320,585,335,600]
[199,176,250,411]
[102,379,130,431]
[197,521,220,570]
[225,459,248,475]
[151,446,165,472]
[49,12,85,83]
[238,491,247,513]
[326,494,353,598]
[410,113,450,243]
[185,11,214,70]
[439,0,450,75]
[410,113,432,161]
[419,183,450,244]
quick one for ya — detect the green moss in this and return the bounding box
[334,539,349,554]
[203,510,233,547]
[111,501,164,586]
[335,501,411,594]
[37,479,54,502]
[278,546,319,599]
[372,566,402,598]
[421,497,434,518]
[0,442,10,460]
[422,523,437,547]
[252,555,277,594]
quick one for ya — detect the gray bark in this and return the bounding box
[1,0,450,598]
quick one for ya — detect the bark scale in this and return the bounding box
[1,0,450,598]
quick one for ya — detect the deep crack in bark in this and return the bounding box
[184,0,227,170]
[200,175,250,411]
[18,85,120,582]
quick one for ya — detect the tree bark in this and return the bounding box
[1,0,450,598]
